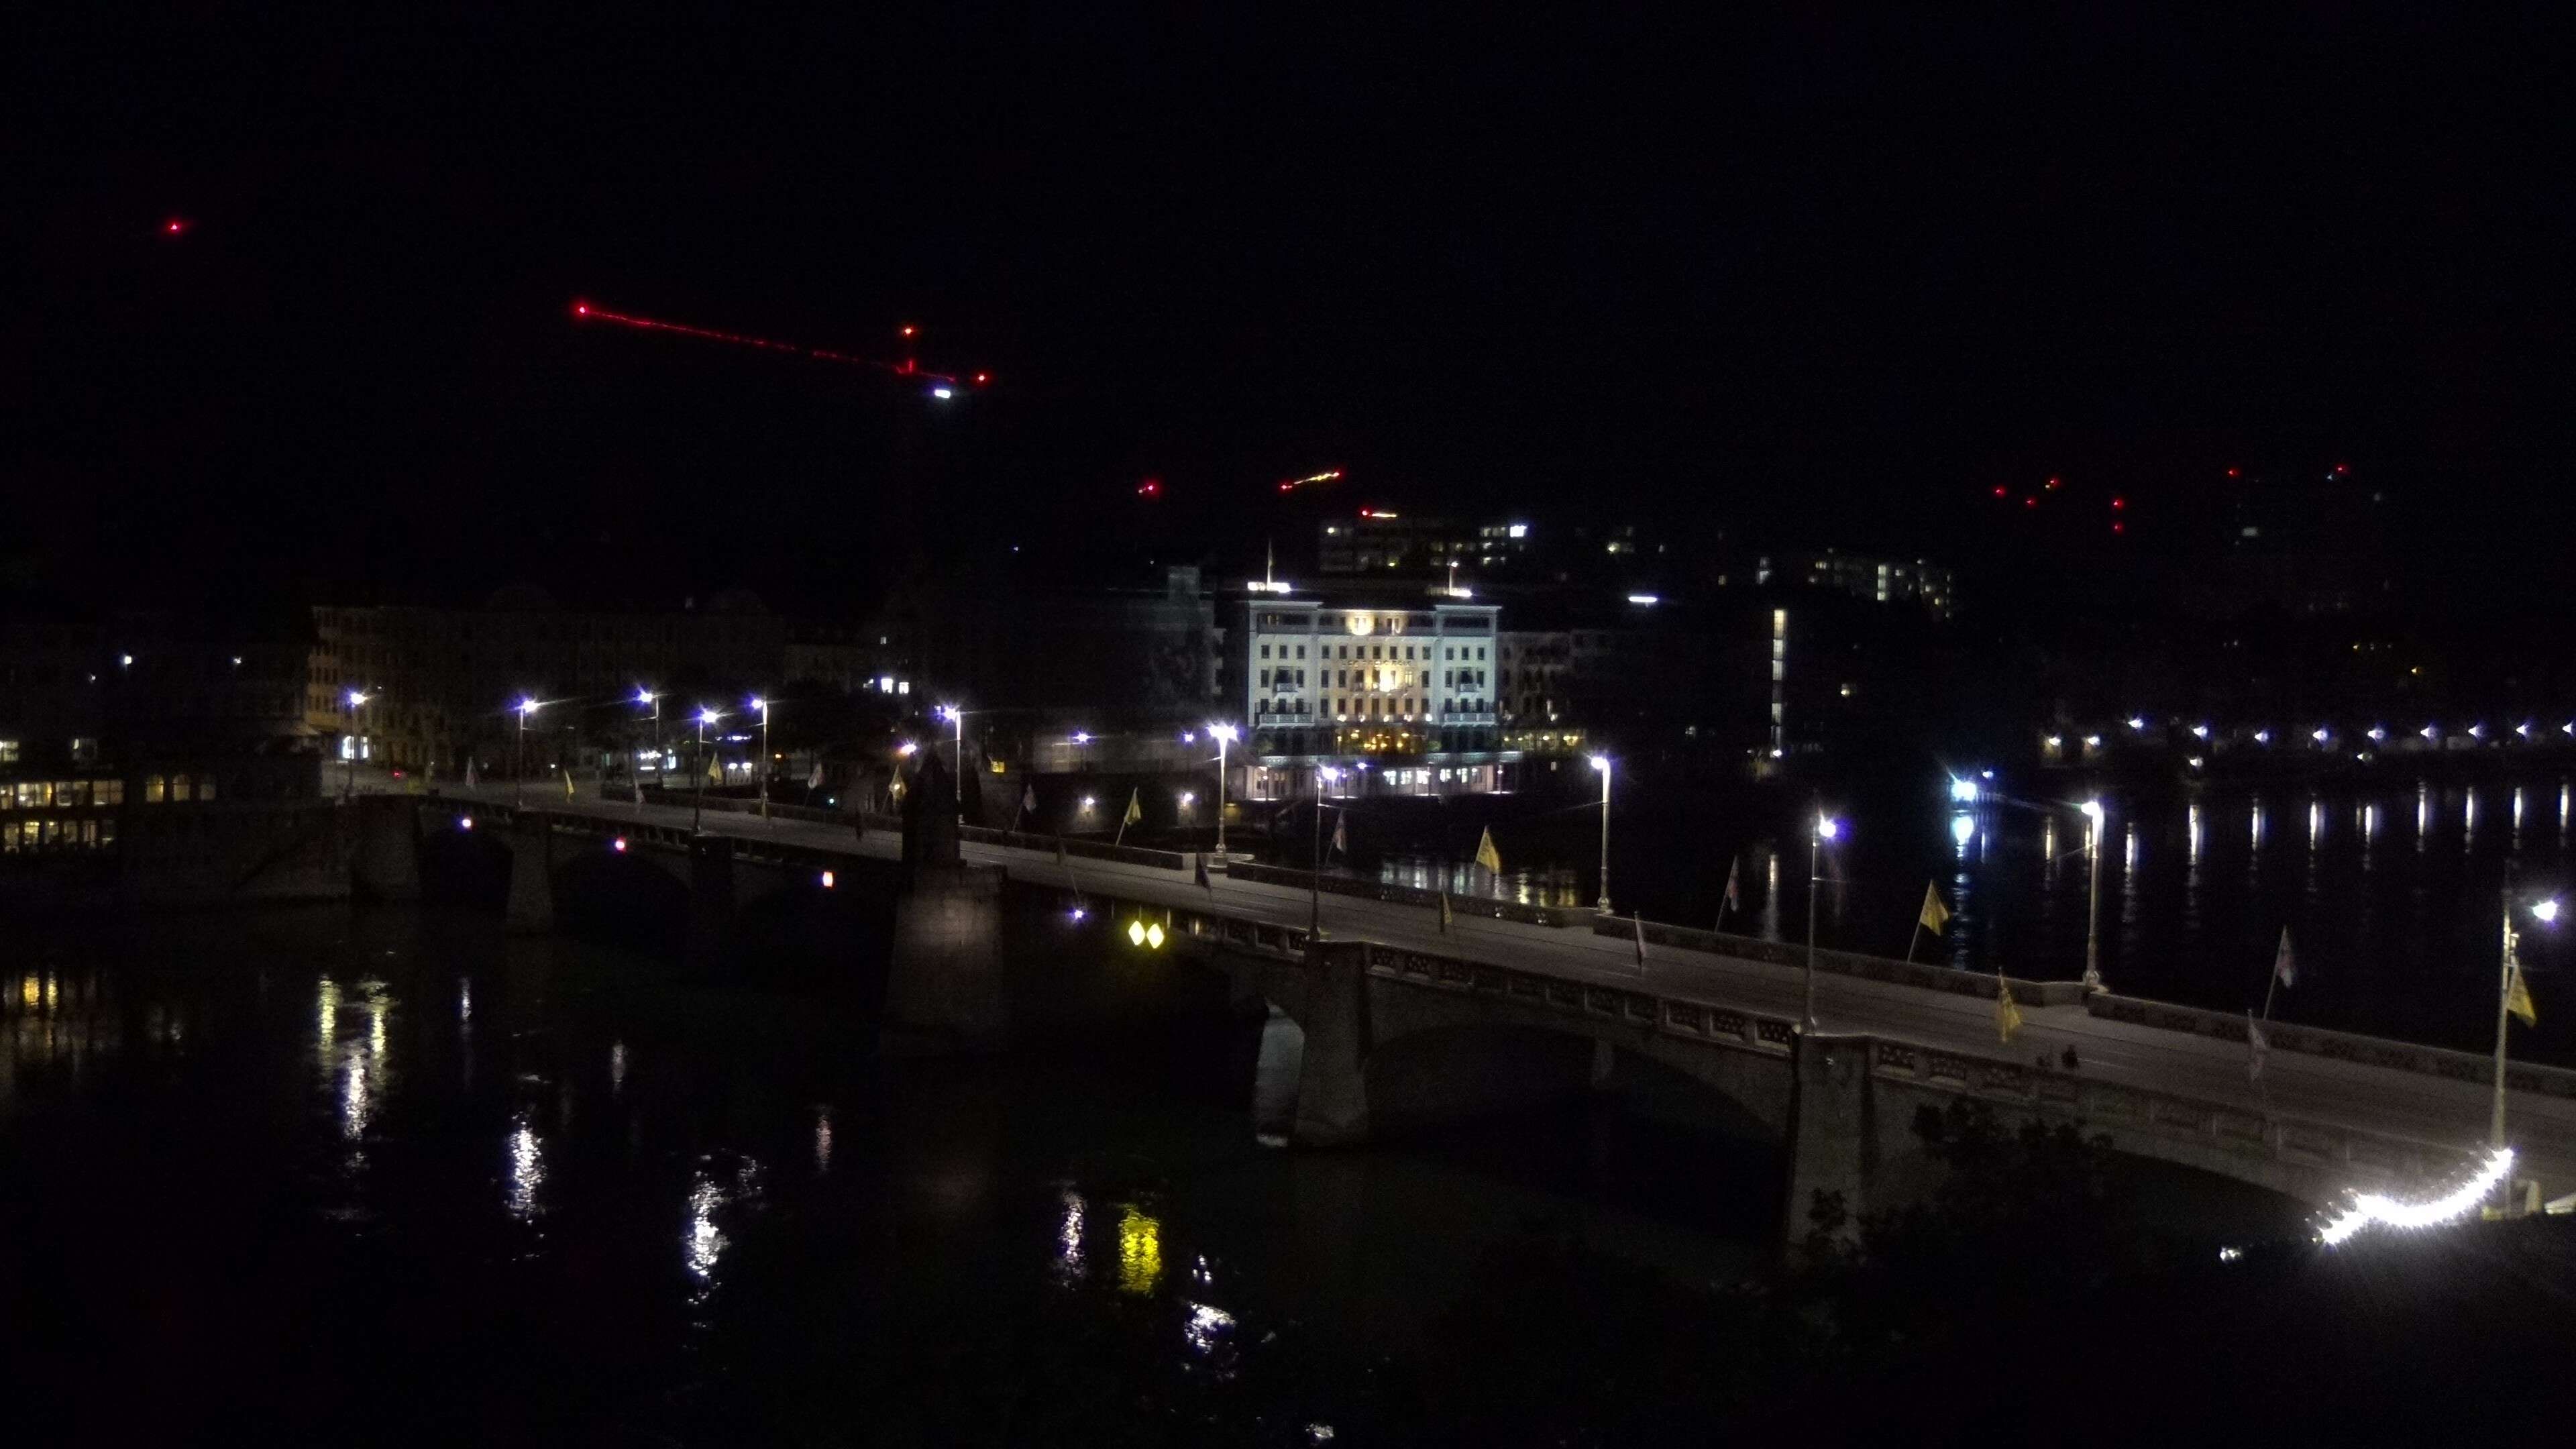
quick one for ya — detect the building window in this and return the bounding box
[69,737,97,765]
[197,775,217,802]
[145,775,166,804]
[0,739,16,763]
[1260,644,1271,659]
[14,782,48,808]
[95,779,123,806]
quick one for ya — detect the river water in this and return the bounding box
[1363,769,2576,1066]
[0,904,1776,1444]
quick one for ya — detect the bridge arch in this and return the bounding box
[1360,1018,1785,1145]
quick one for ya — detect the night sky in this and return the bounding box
[10,11,2569,619]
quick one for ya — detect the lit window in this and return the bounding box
[145,775,166,804]
[0,739,17,763]
[95,779,123,806]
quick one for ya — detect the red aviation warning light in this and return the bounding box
[1137,478,1163,498]
[162,217,189,236]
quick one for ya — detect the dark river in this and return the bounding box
[1355,767,2576,1066]
[0,904,1776,1444]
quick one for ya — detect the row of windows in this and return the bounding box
[3,818,116,852]
[1256,698,1493,718]
[1,775,211,808]
[1258,641,1489,663]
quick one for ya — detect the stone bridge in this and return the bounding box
[352,788,2576,1242]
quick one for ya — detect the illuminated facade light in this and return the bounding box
[1949,777,1979,804]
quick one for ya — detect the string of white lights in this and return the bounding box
[2317,1147,2514,1247]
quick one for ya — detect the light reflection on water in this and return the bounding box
[507,1113,545,1221]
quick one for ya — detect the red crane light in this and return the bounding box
[2110,497,2125,510]
[2112,522,2126,535]
[900,324,918,339]
[2023,496,2038,508]
[2045,476,2061,490]
[973,372,990,386]
[2225,467,2240,478]
[1137,478,1163,497]
[1992,486,2007,498]
[162,217,186,235]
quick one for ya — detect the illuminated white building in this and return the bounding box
[1240,596,1515,798]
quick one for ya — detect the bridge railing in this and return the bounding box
[1591,915,2087,1006]
[961,824,1189,871]
[2088,992,2576,1101]
[1220,860,1582,928]
[1322,930,2471,1193]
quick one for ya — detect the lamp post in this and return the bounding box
[2494,892,2559,1208]
[939,705,965,831]
[751,696,771,822]
[2081,798,2106,992]
[514,698,539,807]
[343,689,370,802]
[1210,722,1238,858]
[635,688,659,806]
[693,707,720,832]
[1805,807,1841,1030]
[1590,753,1613,914]
[1310,764,1338,940]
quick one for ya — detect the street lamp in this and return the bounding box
[636,688,660,807]
[514,698,539,807]
[343,689,370,802]
[2493,891,2559,1207]
[693,707,721,832]
[1209,722,1238,857]
[1310,764,1340,940]
[750,696,771,822]
[2081,799,2106,992]
[1589,754,1613,914]
[1806,808,1842,1029]
[938,705,965,830]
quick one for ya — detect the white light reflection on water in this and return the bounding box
[341,1055,371,1140]
[2465,789,2479,851]
[1055,1188,1088,1286]
[813,1108,834,1174]
[1951,812,1974,852]
[2188,802,2203,864]
[317,977,340,1053]
[1183,1301,1236,1357]
[2514,787,2526,842]
[610,1041,627,1095]
[686,1173,728,1289]
[507,1113,545,1220]
[2306,800,2322,851]
[2250,799,2265,852]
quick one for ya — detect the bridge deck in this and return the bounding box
[439,784,2576,1201]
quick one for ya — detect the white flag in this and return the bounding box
[1330,809,1347,857]
[2273,928,2296,989]
[2247,1011,2268,1083]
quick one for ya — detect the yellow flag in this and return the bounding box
[1918,882,1951,934]
[2508,963,2537,1027]
[1474,826,1502,874]
[1122,788,1143,827]
[562,769,576,800]
[1439,892,1453,932]
[1996,979,2024,1044]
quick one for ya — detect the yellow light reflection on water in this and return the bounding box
[317,977,341,1054]
[1117,1203,1163,1296]
[20,974,38,1011]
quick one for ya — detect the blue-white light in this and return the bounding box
[1948,777,1979,804]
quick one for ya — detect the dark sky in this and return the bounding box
[8,10,2570,617]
